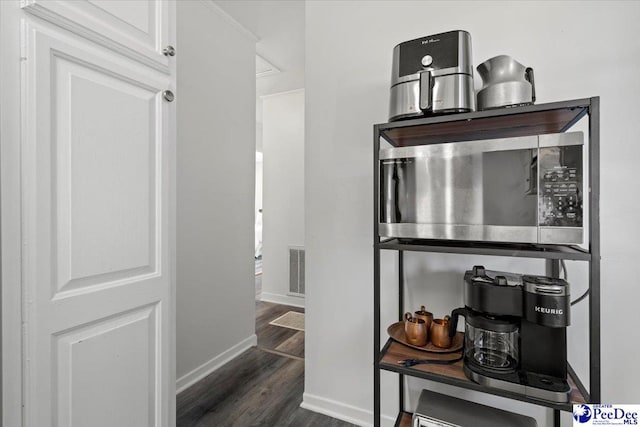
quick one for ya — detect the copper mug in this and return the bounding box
[404,312,427,346]
[430,315,452,348]
[414,306,433,339]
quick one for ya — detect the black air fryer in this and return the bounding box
[449,266,571,402]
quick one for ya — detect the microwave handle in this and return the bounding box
[525,151,538,195]
[381,161,398,223]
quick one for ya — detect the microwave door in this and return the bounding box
[482,149,538,227]
[379,135,540,242]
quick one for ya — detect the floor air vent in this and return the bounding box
[289,246,305,296]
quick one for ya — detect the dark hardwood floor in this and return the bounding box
[177,301,356,427]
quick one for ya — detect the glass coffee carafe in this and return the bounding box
[464,314,519,372]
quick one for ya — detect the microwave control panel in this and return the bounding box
[538,146,583,227]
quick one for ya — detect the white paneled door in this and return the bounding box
[18,1,175,426]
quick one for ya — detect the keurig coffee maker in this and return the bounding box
[388,30,475,121]
[449,266,571,402]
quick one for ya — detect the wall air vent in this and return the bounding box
[289,246,305,296]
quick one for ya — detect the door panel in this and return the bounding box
[22,21,172,427]
[53,55,158,298]
[22,0,170,72]
[55,305,158,427]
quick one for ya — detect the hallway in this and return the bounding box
[176,301,356,426]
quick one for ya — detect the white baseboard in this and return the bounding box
[260,291,305,308]
[301,393,396,427]
[176,334,257,394]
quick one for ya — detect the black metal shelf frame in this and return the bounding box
[372,98,601,427]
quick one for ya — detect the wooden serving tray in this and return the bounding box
[387,322,464,353]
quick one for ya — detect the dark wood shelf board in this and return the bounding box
[376,99,590,147]
[379,339,587,412]
[395,412,412,427]
[377,238,591,261]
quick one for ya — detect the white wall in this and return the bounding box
[304,2,640,426]
[176,0,257,390]
[261,89,305,306]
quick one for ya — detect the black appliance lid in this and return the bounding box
[390,29,473,85]
[397,31,461,77]
[468,265,523,288]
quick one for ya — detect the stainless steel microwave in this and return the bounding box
[379,132,584,244]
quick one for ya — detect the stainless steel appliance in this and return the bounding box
[413,389,537,427]
[379,131,584,244]
[449,266,572,403]
[477,55,535,110]
[389,30,475,121]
